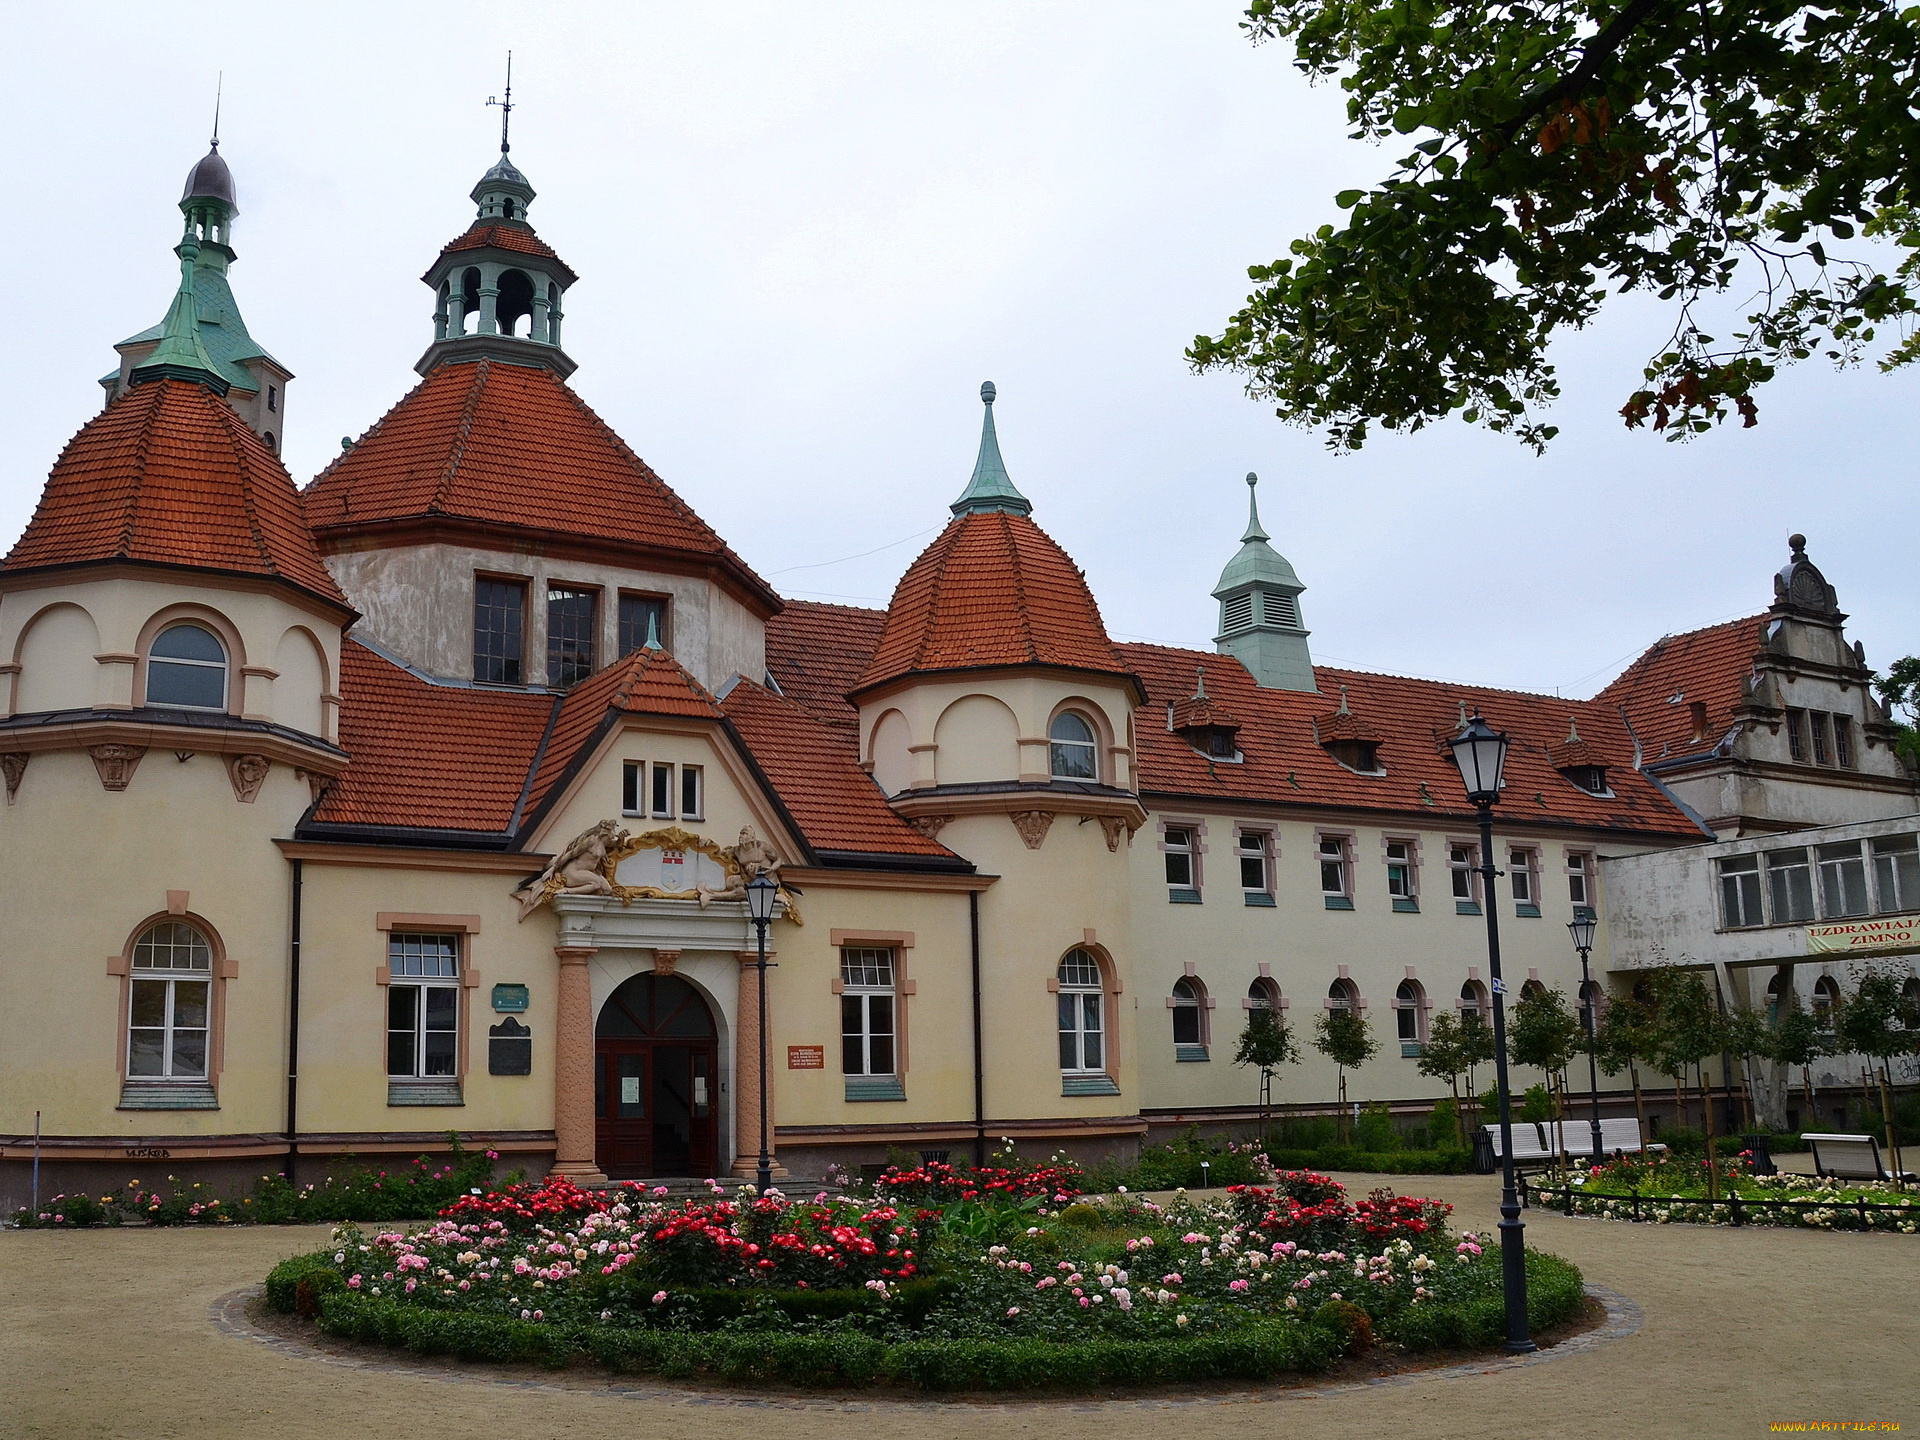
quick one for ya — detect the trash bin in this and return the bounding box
[1471,1128,1497,1175]
[1741,1133,1777,1176]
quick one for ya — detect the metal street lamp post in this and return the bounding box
[745,874,779,1196]
[1567,915,1604,1167]
[1446,711,1535,1355]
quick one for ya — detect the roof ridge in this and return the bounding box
[1003,513,1037,665]
[432,358,491,516]
[213,394,279,577]
[913,517,967,671]
[114,384,166,560]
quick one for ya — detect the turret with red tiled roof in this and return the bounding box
[854,384,1136,697]
[2,376,347,611]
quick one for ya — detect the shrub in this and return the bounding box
[1058,1203,1104,1230]
[1354,1103,1399,1153]
[1313,1298,1373,1354]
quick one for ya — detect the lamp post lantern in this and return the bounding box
[1567,915,1604,1167]
[745,873,779,1197]
[1446,711,1535,1355]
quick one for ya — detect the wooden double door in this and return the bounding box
[594,974,719,1179]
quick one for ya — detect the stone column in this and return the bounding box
[549,945,607,1183]
[477,263,501,335]
[731,949,788,1180]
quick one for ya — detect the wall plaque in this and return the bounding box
[492,983,530,1013]
[488,1017,532,1076]
[787,1045,825,1070]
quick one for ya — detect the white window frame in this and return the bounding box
[1566,850,1594,914]
[1171,976,1208,1049]
[1718,854,1764,928]
[1450,842,1481,910]
[1163,825,1198,893]
[1237,829,1272,897]
[1049,711,1099,782]
[1318,832,1353,905]
[1871,834,1920,914]
[386,932,461,1080]
[127,922,214,1080]
[1057,950,1106,1074]
[1766,848,1815,924]
[650,762,674,819]
[839,947,897,1077]
[1393,978,1427,1051]
[1816,841,1871,918]
[1385,837,1418,908]
[680,764,704,821]
[145,623,229,712]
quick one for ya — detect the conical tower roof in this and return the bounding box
[948,382,1031,517]
[1213,472,1302,596]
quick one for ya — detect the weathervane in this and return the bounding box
[487,53,514,154]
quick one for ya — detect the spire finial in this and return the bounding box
[1458,700,1470,728]
[1337,683,1350,715]
[488,52,514,154]
[644,608,663,652]
[1193,664,1208,701]
[211,73,222,150]
[1240,471,1270,544]
[1566,716,1581,744]
[949,380,1033,517]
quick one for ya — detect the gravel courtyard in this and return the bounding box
[4,1169,1913,1440]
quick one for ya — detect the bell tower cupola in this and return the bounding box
[417,70,579,380]
[1212,472,1316,692]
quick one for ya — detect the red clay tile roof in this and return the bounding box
[1592,615,1766,765]
[1124,644,1703,836]
[431,223,577,283]
[3,379,348,608]
[313,641,554,832]
[523,648,727,815]
[854,513,1134,695]
[721,678,957,859]
[303,359,779,613]
[767,601,888,730]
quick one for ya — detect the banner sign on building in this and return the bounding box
[1805,915,1920,955]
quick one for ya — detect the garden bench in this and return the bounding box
[1482,1123,1556,1169]
[1802,1133,1916,1183]
[1550,1118,1666,1162]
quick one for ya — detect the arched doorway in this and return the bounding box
[595,974,718,1178]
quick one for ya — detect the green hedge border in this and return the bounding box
[264,1251,1588,1391]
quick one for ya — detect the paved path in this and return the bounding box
[3,1170,1913,1439]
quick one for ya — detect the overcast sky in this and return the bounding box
[4,2,1913,697]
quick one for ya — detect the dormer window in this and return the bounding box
[1563,764,1609,796]
[1548,717,1611,795]
[1315,686,1383,774]
[1325,738,1382,774]
[1169,666,1241,761]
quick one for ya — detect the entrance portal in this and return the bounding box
[594,974,719,1179]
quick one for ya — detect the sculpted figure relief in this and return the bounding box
[696,826,782,908]
[515,818,630,920]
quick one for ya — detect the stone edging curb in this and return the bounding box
[211,1283,1642,1412]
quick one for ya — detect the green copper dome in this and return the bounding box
[949,381,1033,517]
[1211,472,1302,596]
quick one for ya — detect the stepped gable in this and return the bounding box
[522,647,727,816]
[430,223,576,283]
[766,600,888,731]
[1123,643,1703,836]
[1593,614,1765,763]
[302,359,780,613]
[311,641,554,833]
[854,512,1133,695]
[721,679,959,860]
[2,378,346,609]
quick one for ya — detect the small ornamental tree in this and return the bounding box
[1769,1003,1824,1128]
[1313,1007,1377,1145]
[1417,1011,1473,1146]
[1508,986,1583,1171]
[1457,1009,1496,1133]
[1645,968,1730,1196]
[1234,1007,1302,1143]
[1595,992,1658,1134]
[1833,968,1920,1187]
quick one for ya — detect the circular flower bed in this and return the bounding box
[264,1165,1586,1391]
[1540,1154,1920,1233]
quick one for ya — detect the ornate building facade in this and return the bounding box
[2,138,1913,1203]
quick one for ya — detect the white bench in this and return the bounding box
[1552,1118,1667,1161]
[1803,1132,1917,1183]
[1483,1123,1555,1166]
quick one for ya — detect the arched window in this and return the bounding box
[1248,976,1281,1012]
[1328,976,1360,1012]
[1049,711,1098,781]
[1520,978,1547,1002]
[1057,949,1105,1073]
[1459,978,1488,1027]
[1171,976,1207,1051]
[128,921,213,1080]
[497,268,534,336]
[1394,979,1426,1049]
[1577,979,1604,1033]
[146,623,227,710]
[1812,974,1840,1031]
[1903,976,1920,1013]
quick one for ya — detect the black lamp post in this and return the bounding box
[745,874,779,1196]
[1568,915,1604,1167]
[1446,711,1535,1355]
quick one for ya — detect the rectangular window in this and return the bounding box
[680,765,704,821]
[547,585,599,689]
[1509,848,1535,902]
[1385,839,1417,912]
[386,933,460,1079]
[1237,830,1271,905]
[618,593,668,656]
[1834,715,1856,769]
[1058,991,1105,1072]
[127,975,210,1079]
[651,762,673,818]
[1816,842,1871,918]
[1319,834,1352,909]
[1450,843,1480,913]
[473,578,527,685]
[1165,826,1197,896]
[1567,852,1594,914]
[1872,835,1920,913]
[1785,708,1809,762]
[839,948,897,1076]
[622,760,641,815]
[1766,849,1816,923]
[1718,855,1764,928]
[267,385,278,413]
[1810,711,1833,767]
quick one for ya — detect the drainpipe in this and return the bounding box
[284,858,304,1183]
[970,890,986,1169]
